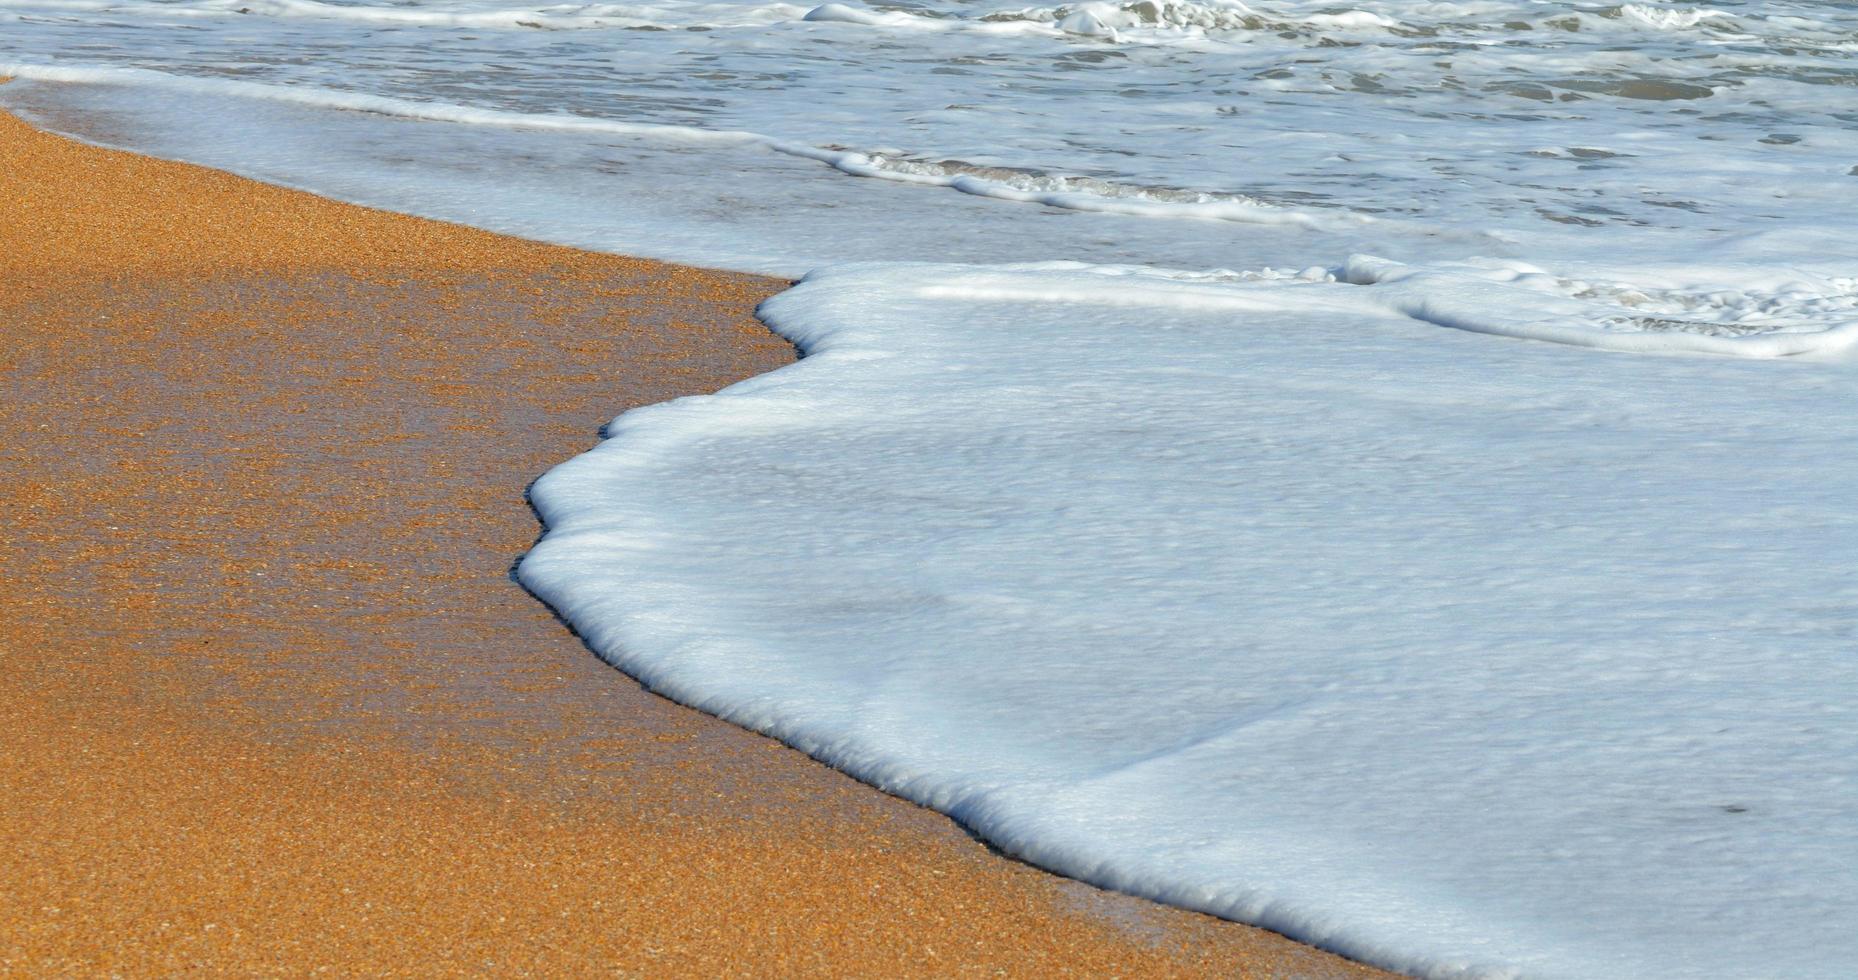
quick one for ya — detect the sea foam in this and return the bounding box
[522,262,1858,979]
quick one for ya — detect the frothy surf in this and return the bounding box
[522,261,1858,980]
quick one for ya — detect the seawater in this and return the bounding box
[5,0,1858,288]
[6,2,1858,978]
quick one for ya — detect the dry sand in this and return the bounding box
[0,99,1395,977]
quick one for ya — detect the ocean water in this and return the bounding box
[6,2,1858,977]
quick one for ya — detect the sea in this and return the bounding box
[4,2,1857,976]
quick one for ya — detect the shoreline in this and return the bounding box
[0,101,1391,976]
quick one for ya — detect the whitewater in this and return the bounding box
[5,0,1857,976]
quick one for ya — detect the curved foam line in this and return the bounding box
[1347,255,1858,359]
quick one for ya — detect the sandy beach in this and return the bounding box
[0,101,1391,976]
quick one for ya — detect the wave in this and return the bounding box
[806,0,1401,39]
[902,256,1858,357]
[0,61,1377,230]
[520,259,1858,980]
[1608,3,1733,32]
[831,153,1365,228]
[1345,255,1858,357]
[0,0,1405,38]
[12,0,1844,58]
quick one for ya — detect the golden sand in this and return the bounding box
[0,99,1394,977]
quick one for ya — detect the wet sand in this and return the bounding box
[0,100,1394,977]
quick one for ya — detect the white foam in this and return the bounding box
[522,261,1858,979]
[1346,255,1858,358]
[829,152,1371,229]
[1613,4,1732,32]
[801,2,931,28]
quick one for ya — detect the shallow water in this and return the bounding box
[5,0,1858,285]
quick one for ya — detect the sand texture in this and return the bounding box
[0,100,1393,977]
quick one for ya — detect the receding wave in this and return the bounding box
[0,62,1381,230]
